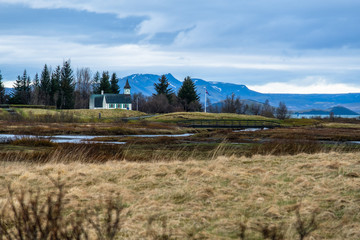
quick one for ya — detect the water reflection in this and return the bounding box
[0,133,193,145]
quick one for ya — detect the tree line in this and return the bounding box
[207,93,289,119]
[0,61,121,109]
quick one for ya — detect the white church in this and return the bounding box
[89,79,132,110]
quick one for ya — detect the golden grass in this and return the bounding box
[14,108,146,121]
[62,109,146,119]
[321,122,360,129]
[1,152,360,239]
[148,112,274,121]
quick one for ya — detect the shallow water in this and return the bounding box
[0,133,193,145]
[233,128,269,132]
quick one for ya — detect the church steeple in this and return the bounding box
[124,79,131,95]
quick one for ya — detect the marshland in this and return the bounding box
[1,108,360,239]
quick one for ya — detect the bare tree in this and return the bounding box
[74,67,92,109]
[249,104,261,115]
[221,93,243,114]
[261,99,275,118]
[275,101,290,120]
[132,92,148,112]
[147,94,172,113]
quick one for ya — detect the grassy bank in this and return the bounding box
[0,120,194,135]
[147,112,274,122]
[1,152,359,239]
[0,108,146,123]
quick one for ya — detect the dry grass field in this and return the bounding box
[18,108,146,120]
[0,108,146,123]
[1,152,359,239]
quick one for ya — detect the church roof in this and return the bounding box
[124,79,131,89]
[91,94,131,108]
[105,94,131,104]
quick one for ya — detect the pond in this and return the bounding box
[0,133,194,145]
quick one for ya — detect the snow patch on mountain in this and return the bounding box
[212,86,222,92]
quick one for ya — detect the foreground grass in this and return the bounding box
[1,152,359,239]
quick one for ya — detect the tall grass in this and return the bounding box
[0,110,81,123]
[2,136,359,165]
[1,151,359,239]
[0,176,125,240]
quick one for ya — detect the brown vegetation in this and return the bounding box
[1,152,359,239]
[0,176,125,240]
[0,120,190,135]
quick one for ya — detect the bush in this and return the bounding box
[0,176,125,240]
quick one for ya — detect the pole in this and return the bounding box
[204,87,207,113]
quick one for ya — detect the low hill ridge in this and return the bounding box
[296,106,359,115]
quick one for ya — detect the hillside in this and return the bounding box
[118,74,360,112]
[296,106,359,115]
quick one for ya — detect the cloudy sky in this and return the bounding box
[0,0,360,93]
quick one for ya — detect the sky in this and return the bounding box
[0,0,360,93]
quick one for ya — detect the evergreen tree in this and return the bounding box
[92,71,101,94]
[31,73,40,105]
[58,60,75,109]
[178,76,200,111]
[154,75,174,103]
[50,66,61,107]
[40,64,51,105]
[11,70,31,104]
[33,73,39,87]
[0,70,5,104]
[110,72,119,94]
[99,71,111,93]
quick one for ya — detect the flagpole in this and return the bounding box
[204,87,207,113]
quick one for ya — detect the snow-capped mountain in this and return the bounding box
[118,73,360,112]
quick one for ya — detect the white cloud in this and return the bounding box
[1,34,360,93]
[248,77,360,94]
[1,0,360,94]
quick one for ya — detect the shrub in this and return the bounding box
[0,176,125,240]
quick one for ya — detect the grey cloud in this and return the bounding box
[2,0,360,50]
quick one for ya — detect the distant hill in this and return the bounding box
[118,73,360,112]
[296,106,359,115]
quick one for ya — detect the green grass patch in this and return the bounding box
[147,112,275,122]
[281,118,321,127]
[4,108,147,123]
[321,122,360,129]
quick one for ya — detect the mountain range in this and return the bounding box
[118,74,360,112]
